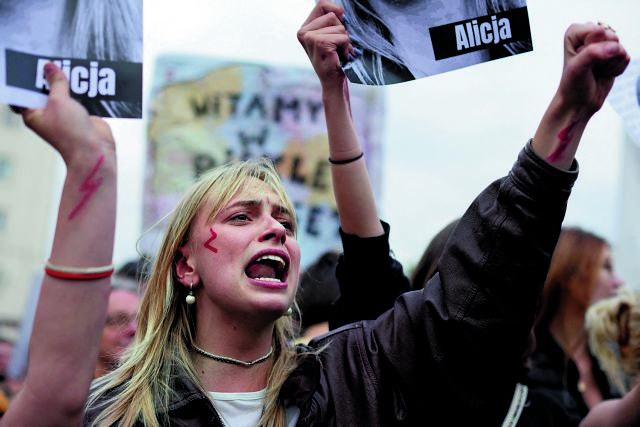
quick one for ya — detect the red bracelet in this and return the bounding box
[44,261,114,280]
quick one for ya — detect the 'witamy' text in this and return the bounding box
[455,16,512,50]
[34,59,116,98]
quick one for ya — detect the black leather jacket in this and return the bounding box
[84,143,577,426]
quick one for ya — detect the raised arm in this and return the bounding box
[532,22,629,169]
[297,1,411,330]
[428,21,629,414]
[1,63,117,426]
[297,0,382,237]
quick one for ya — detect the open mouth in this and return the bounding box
[245,252,289,283]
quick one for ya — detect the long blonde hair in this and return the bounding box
[586,291,640,395]
[86,158,302,427]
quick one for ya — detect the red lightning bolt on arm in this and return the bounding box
[532,23,629,170]
[67,155,105,220]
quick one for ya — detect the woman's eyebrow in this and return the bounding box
[219,199,291,218]
[221,200,260,212]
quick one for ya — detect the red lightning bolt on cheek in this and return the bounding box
[68,155,104,221]
[203,228,218,253]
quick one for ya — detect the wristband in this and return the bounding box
[44,261,114,280]
[328,152,364,165]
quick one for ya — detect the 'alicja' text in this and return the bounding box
[35,59,116,98]
[455,16,512,50]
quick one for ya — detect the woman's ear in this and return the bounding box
[175,245,200,287]
[617,302,631,349]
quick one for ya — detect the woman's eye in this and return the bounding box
[279,220,294,232]
[230,213,250,222]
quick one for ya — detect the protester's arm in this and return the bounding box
[297,0,383,237]
[1,63,117,427]
[532,23,629,170]
[580,383,640,427]
[410,22,629,418]
[298,2,411,331]
[329,222,411,329]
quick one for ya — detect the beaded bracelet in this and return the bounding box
[328,152,364,165]
[44,261,114,280]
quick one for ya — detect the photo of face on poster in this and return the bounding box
[0,0,143,118]
[339,0,533,85]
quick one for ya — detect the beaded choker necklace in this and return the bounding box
[193,345,273,367]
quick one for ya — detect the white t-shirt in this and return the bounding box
[209,389,300,427]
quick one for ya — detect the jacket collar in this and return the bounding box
[280,346,322,422]
[167,369,213,411]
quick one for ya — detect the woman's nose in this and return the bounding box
[613,274,624,289]
[259,218,287,245]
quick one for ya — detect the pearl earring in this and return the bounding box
[186,282,196,305]
[285,307,293,316]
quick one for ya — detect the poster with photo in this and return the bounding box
[144,55,385,267]
[339,0,533,85]
[0,1,143,118]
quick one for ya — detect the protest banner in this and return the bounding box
[143,56,384,267]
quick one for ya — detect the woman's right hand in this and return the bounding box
[20,62,115,165]
[297,0,353,90]
[558,22,629,120]
[531,22,629,170]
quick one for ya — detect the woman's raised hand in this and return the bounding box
[20,62,115,164]
[558,22,629,120]
[297,0,354,90]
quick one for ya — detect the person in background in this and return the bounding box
[94,278,140,379]
[585,291,640,396]
[94,257,152,378]
[527,226,625,421]
[294,250,341,343]
[579,292,640,427]
[116,257,152,292]
[410,218,460,290]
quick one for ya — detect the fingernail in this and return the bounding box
[350,33,363,45]
[342,13,350,24]
[44,62,55,77]
[606,42,619,54]
[347,53,356,62]
[353,47,364,57]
